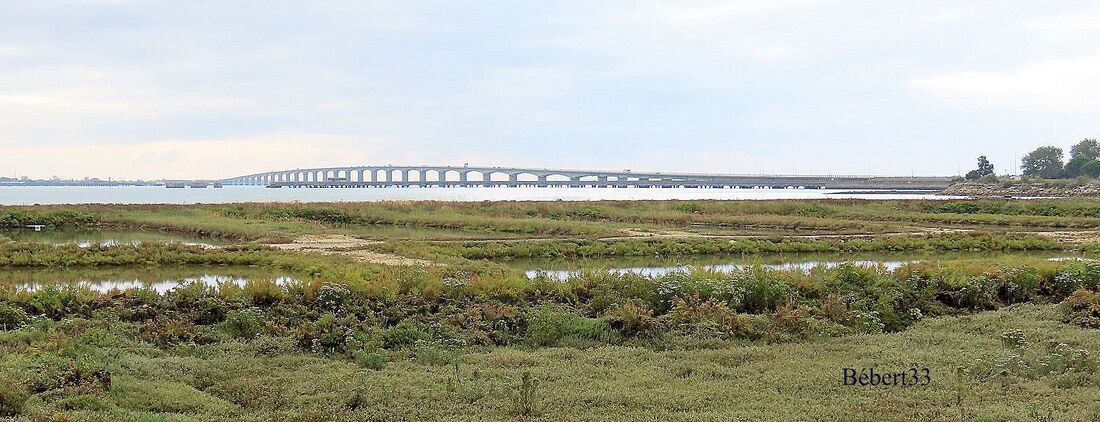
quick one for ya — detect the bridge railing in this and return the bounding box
[221,165,952,181]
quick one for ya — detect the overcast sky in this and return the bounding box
[2,1,1099,179]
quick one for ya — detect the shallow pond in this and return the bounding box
[512,251,1089,281]
[0,266,299,294]
[0,227,220,248]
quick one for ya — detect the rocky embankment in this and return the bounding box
[943,182,1100,198]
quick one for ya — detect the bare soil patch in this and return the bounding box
[271,234,435,266]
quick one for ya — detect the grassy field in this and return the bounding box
[1,304,1097,421]
[8,199,1100,242]
[2,199,1100,420]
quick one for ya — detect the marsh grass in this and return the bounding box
[0,305,1097,420]
[3,201,1100,420]
[8,199,1100,243]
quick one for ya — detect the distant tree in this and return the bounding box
[964,156,995,181]
[1021,146,1065,179]
[1066,139,1100,177]
[1065,156,1092,178]
[1070,138,1100,160]
[1081,160,1100,178]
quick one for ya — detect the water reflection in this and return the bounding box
[525,260,912,281]
[0,267,298,294]
[518,251,1085,281]
[0,228,219,248]
[0,186,958,206]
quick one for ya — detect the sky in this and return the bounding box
[2,1,1099,180]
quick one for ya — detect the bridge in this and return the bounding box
[221,165,954,190]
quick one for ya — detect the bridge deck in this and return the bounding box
[224,165,954,190]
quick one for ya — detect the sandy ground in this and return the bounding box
[270,235,436,266]
[1027,231,1100,244]
[268,229,1098,266]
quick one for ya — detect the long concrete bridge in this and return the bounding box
[222,165,954,190]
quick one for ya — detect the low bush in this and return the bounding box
[524,307,614,347]
[604,302,658,337]
[221,308,266,339]
[0,375,29,417]
[382,319,430,349]
[1059,289,1100,328]
[0,302,29,330]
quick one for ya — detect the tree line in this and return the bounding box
[966,138,1100,181]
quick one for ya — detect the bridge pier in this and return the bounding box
[221,166,954,190]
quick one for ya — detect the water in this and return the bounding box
[0,186,956,205]
[0,266,299,294]
[514,251,1085,281]
[0,228,219,248]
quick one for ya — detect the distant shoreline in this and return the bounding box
[943,182,1100,198]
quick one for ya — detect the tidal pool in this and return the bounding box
[514,251,1088,281]
[0,227,220,248]
[0,266,299,294]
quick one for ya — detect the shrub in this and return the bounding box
[447,302,523,346]
[1000,329,1027,348]
[604,302,658,337]
[1047,263,1100,299]
[17,356,112,394]
[0,302,29,330]
[734,269,793,313]
[354,351,388,371]
[139,316,224,346]
[661,296,760,339]
[221,308,266,339]
[817,294,851,323]
[967,341,1097,387]
[654,271,744,311]
[1058,289,1100,328]
[673,202,701,213]
[382,319,430,349]
[998,267,1042,303]
[508,371,541,417]
[937,275,999,310]
[316,283,352,312]
[296,313,365,354]
[766,305,818,342]
[524,307,613,347]
[0,376,28,417]
[26,286,93,319]
[244,279,287,306]
[414,343,453,366]
[850,310,885,334]
[249,335,298,357]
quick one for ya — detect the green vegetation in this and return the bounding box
[2,261,1099,419]
[964,155,995,181]
[383,232,1064,262]
[8,198,1100,244]
[1020,138,1100,179]
[2,200,1100,420]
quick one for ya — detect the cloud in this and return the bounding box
[908,56,1100,112]
[0,134,417,180]
[2,1,1100,178]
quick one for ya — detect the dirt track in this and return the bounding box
[269,235,435,266]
